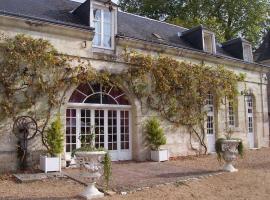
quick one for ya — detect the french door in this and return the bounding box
[206,92,216,153]
[66,108,132,161]
[246,96,255,148]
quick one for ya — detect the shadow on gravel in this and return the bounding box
[157,170,220,178]
[241,161,270,170]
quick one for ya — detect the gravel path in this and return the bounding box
[65,152,221,192]
[1,148,270,200]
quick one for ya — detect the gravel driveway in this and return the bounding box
[1,148,270,200]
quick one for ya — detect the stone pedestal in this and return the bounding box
[75,151,106,200]
[80,183,104,199]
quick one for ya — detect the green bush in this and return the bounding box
[46,114,64,157]
[145,117,166,151]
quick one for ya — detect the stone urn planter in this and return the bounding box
[75,151,106,200]
[216,139,243,172]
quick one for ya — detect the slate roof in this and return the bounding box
[0,0,91,30]
[117,11,233,58]
[255,31,270,62]
[0,0,254,61]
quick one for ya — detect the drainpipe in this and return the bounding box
[260,72,265,146]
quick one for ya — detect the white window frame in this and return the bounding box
[65,107,132,161]
[90,2,116,50]
[65,82,132,161]
[202,30,216,54]
[243,43,253,62]
[227,101,236,128]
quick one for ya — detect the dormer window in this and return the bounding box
[92,8,112,49]
[203,31,216,54]
[89,0,117,51]
[243,43,253,62]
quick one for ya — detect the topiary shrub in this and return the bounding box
[45,114,64,157]
[145,117,167,151]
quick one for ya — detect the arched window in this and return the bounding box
[68,83,130,105]
[66,82,132,161]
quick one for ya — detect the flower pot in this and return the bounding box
[40,155,61,173]
[151,149,169,162]
[220,139,241,172]
[74,151,106,200]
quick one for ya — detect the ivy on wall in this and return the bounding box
[0,34,244,154]
[0,34,97,149]
[120,49,245,153]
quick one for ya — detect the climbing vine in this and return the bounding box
[0,34,100,150]
[120,49,245,154]
[0,34,245,155]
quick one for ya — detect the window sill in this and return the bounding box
[92,46,115,54]
[92,47,117,61]
[229,127,241,132]
[93,45,114,50]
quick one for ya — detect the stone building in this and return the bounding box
[0,0,269,172]
[255,31,270,135]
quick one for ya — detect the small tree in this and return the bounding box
[145,117,167,150]
[45,115,64,157]
[103,153,112,189]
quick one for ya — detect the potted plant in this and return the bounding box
[72,127,112,199]
[145,117,168,162]
[215,128,244,172]
[40,115,64,173]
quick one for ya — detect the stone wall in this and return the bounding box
[0,14,269,171]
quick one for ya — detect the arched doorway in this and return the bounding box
[65,82,132,161]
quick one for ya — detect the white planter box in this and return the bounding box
[151,149,169,162]
[40,155,61,173]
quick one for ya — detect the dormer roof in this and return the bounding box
[222,37,252,60]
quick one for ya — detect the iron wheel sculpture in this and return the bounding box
[13,116,38,170]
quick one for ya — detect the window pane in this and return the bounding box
[204,33,213,53]
[85,93,101,104]
[103,35,112,48]
[102,94,117,104]
[228,101,235,127]
[93,9,101,20]
[93,34,101,46]
[94,21,101,34]
[104,11,111,23]
[69,90,86,103]
[103,23,111,36]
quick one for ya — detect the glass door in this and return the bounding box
[66,108,131,161]
[246,96,255,148]
[206,92,216,153]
